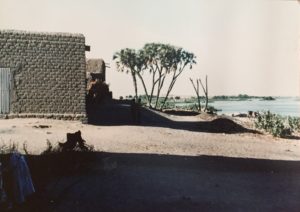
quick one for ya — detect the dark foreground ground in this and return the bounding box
[9,152,300,212]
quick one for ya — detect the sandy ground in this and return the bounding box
[0,114,299,161]
[1,107,300,211]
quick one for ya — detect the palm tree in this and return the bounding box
[113,49,139,100]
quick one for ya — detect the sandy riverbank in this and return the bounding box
[0,112,299,160]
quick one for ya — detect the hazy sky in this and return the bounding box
[0,0,299,97]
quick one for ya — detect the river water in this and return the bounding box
[210,97,300,117]
[176,97,300,117]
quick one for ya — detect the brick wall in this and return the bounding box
[0,30,87,120]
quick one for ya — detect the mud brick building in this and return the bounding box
[86,58,106,82]
[0,30,87,121]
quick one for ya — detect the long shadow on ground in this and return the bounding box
[10,152,300,212]
[87,100,258,134]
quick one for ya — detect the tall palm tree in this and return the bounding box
[113,49,139,100]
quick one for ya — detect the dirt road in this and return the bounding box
[0,103,299,211]
[0,113,299,160]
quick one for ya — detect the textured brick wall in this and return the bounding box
[0,30,87,120]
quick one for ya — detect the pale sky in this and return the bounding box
[0,0,299,97]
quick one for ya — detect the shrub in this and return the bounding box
[206,106,218,114]
[161,101,175,110]
[288,116,300,132]
[255,111,292,137]
[176,104,198,111]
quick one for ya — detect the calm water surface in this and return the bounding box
[211,97,300,117]
[176,97,300,117]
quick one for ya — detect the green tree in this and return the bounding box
[159,45,196,109]
[140,43,196,109]
[114,43,196,109]
[113,48,140,100]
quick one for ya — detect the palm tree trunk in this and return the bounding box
[131,71,138,100]
[137,73,150,105]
